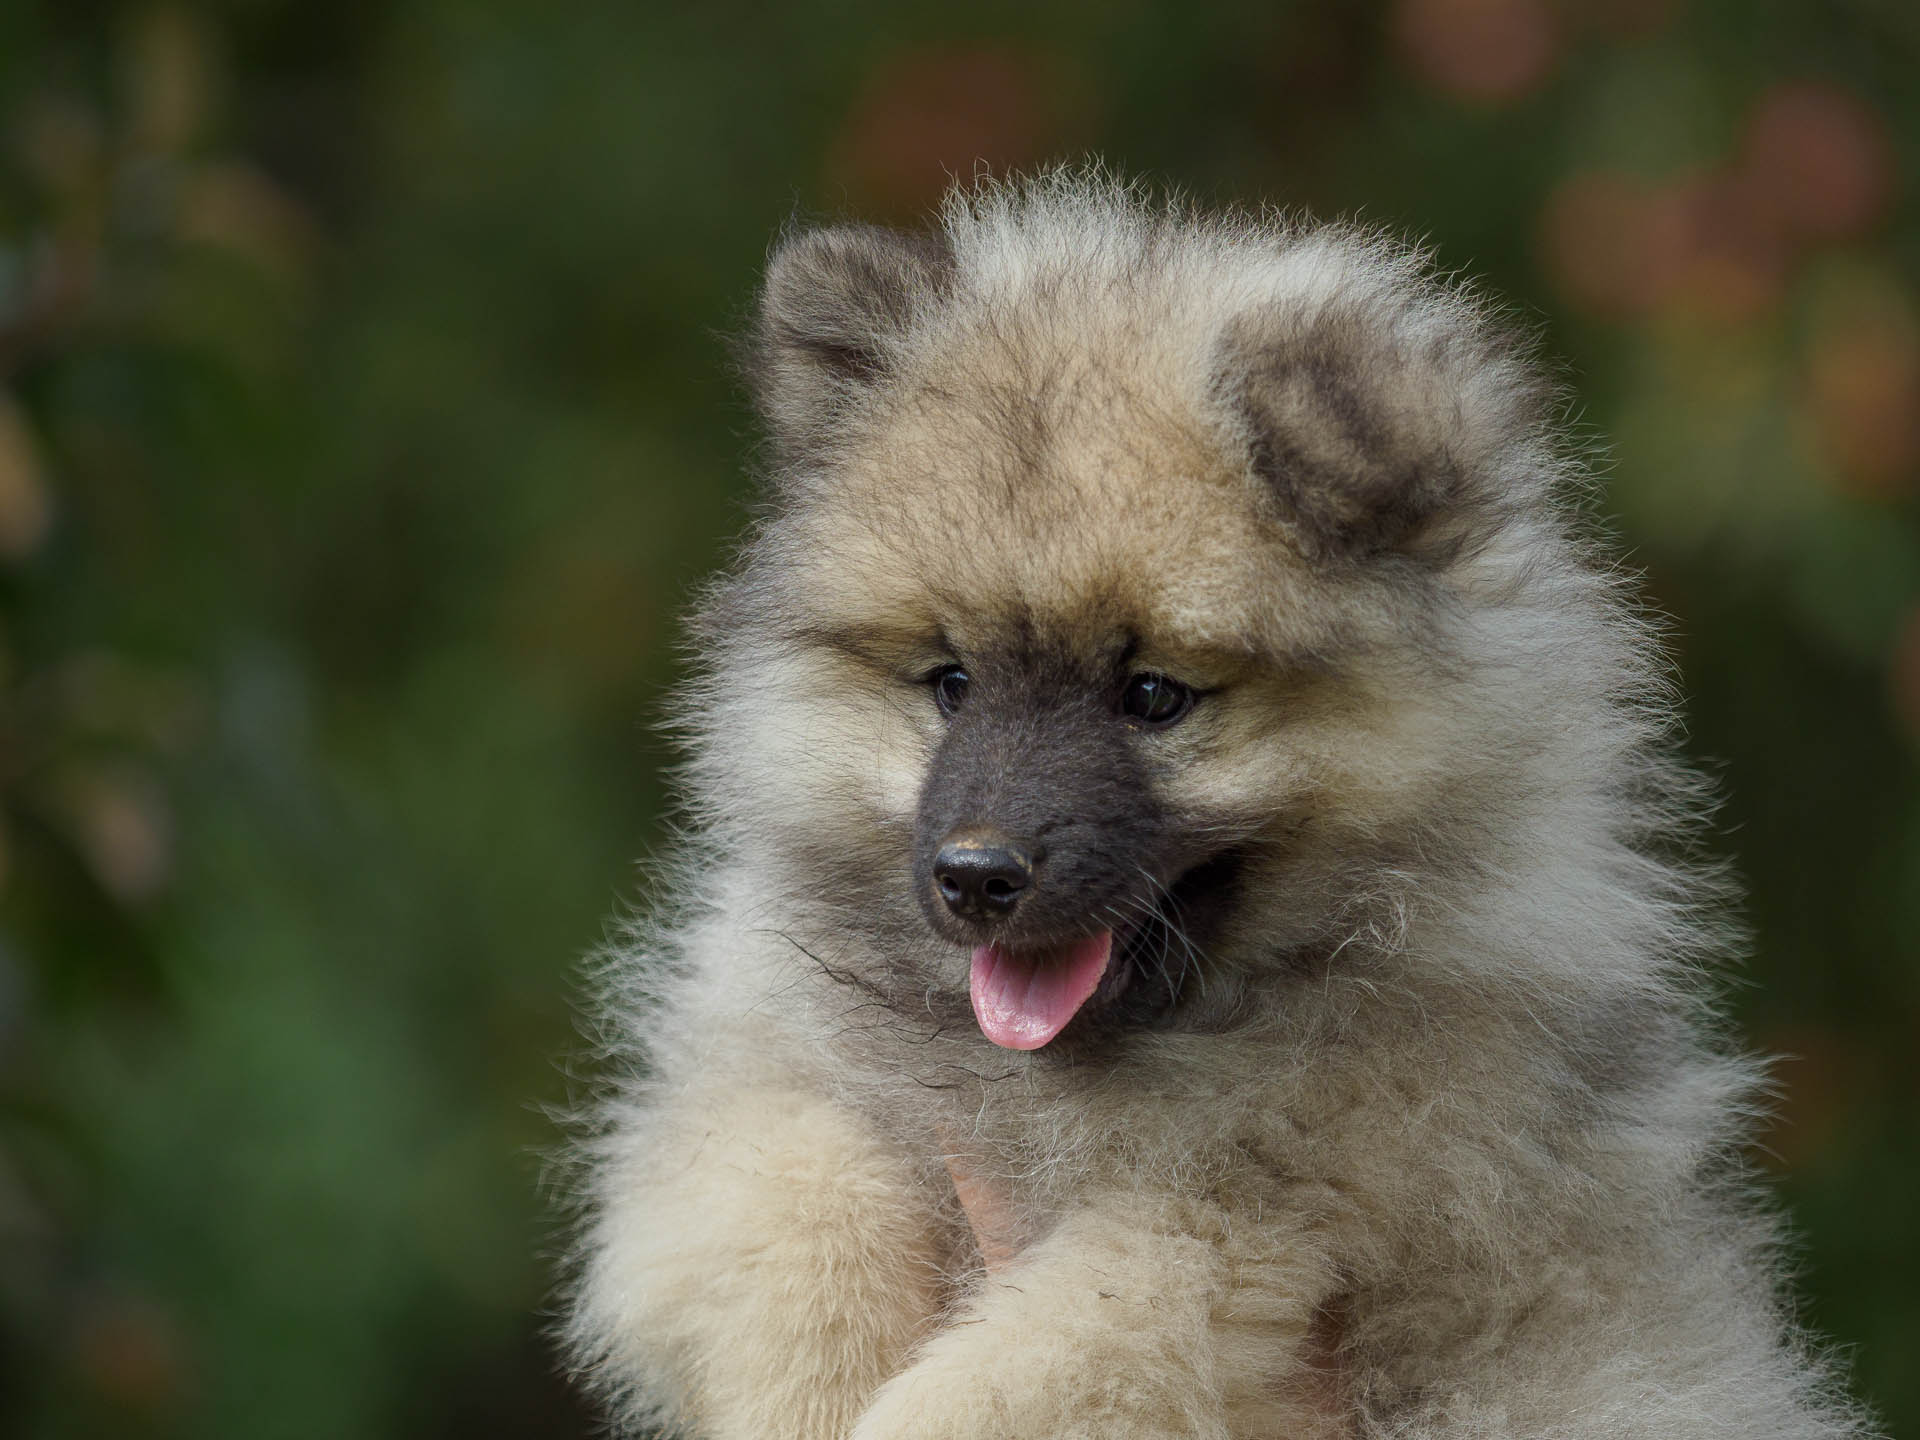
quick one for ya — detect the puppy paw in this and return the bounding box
[848,1263,1231,1440]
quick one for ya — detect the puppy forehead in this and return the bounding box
[802,397,1284,649]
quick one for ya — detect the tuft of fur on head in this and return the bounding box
[560,168,1870,1440]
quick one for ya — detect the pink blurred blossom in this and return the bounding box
[1739,82,1896,246]
[1538,169,1785,323]
[827,50,1083,216]
[1392,0,1560,106]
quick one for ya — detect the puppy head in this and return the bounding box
[698,178,1602,1053]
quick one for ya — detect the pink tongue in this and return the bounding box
[969,932,1115,1051]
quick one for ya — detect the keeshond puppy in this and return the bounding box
[564,173,1864,1440]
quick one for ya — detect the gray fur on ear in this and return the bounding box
[1212,295,1545,564]
[749,224,954,461]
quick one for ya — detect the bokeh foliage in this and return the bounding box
[0,1,1914,1436]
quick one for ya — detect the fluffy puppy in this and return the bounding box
[563,171,1866,1440]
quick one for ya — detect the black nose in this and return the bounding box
[934,837,1033,919]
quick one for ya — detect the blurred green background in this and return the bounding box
[0,0,1914,1435]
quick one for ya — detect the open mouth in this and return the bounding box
[965,851,1239,1050]
[969,932,1117,1050]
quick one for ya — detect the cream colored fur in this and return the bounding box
[575,1042,941,1438]
[561,172,1868,1440]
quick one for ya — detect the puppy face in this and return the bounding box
[703,201,1556,1053]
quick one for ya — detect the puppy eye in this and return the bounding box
[1121,673,1193,725]
[930,664,970,717]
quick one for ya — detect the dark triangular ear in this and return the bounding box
[747,224,954,463]
[1211,295,1543,563]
